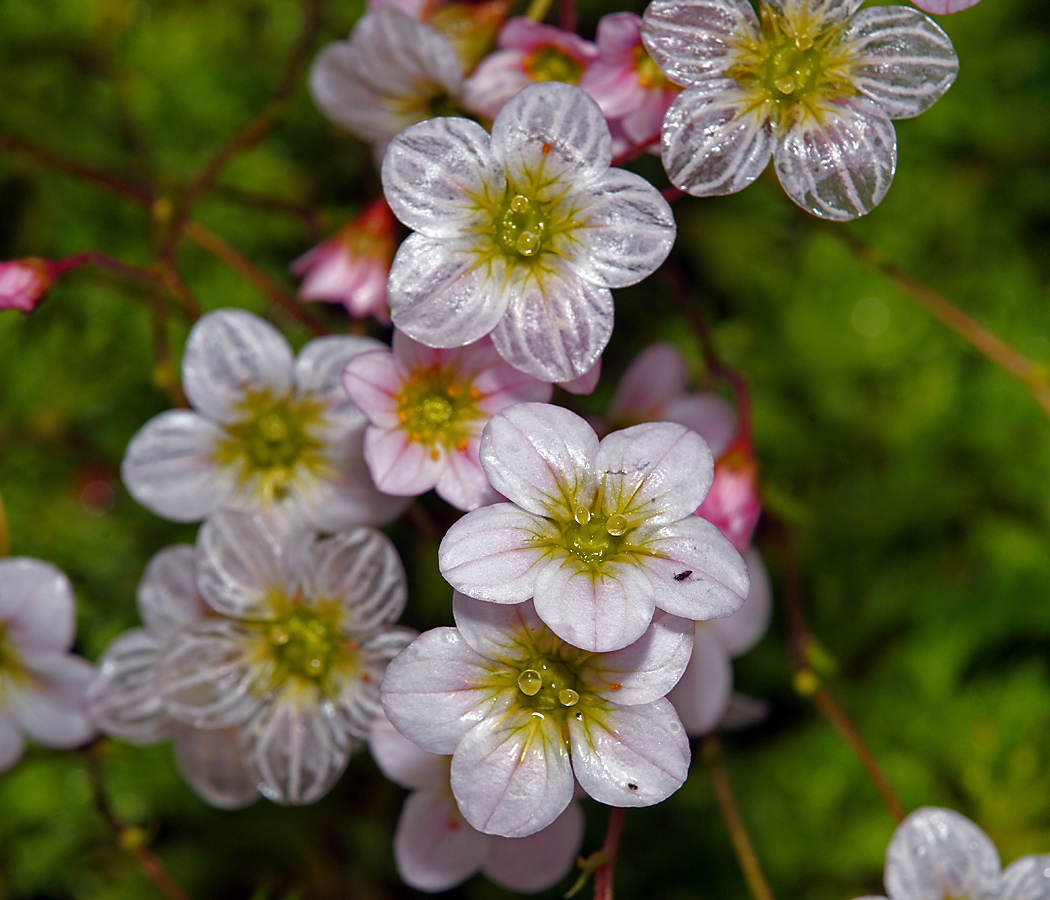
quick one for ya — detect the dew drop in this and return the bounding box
[510,194,530,214]
[606,513,627,536]
[268,624,291,646]
[558,688,580,707]
[775,76,796,94]
[518,669,543,696]
[516,231,540,256]
[574,506,591,525]
[794,32,813,50]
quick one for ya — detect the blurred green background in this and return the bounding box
[1,0,1049,897]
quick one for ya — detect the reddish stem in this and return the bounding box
[593,807,625,900]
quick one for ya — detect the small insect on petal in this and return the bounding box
[674,570,692,582]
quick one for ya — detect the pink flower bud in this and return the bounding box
[0,258,56,313]
[696,434,761,554]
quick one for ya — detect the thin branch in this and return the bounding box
[592,807,625,900]
[524,0,556,22]
[702,737,775,900]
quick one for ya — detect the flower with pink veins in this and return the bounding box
[462,18,598,120]
[370,712,583,892]
[382,592,693,838]
[0,558,97,771]
[579,13,680,155]
[439,402,749,653]
[291,199,396,323]
[0,259,56,313]
[910,0,981,14]
[343,332,552,511]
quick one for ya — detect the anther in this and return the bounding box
[574,506,591,525]
[518,669,543,696]
[558,688,580,707]
[516,231,540,256]
[510,195,530,213]
[606,513,628,536]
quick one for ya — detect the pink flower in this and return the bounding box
[579,13,680,154]
[462,18,598,120]
[343,332,552,511]
[910,0,981,13]
[291,199,396,323]
[0,259,55,313]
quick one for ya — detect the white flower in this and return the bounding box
[370,712,584,893]
[157,511,414,804]
[381,592,693,838]
[439,402,749,652]
[122,308,405,533]
[854,807,1050,900]
[0,558,96,770]
[381,81,676,382]
[642,0,958,219]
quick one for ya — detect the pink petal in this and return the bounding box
[136,545,207,639]
[363,427,443,497]
[482,800,585,893]
[462,51,533,120]
[0,714,25,772]
[395,789,489,891]
[451,593,547,661]
[709,548,772,656]
[310,529,407,631]
[0,557,76,651]
[343,347,403,430]
[173,725,259,810]
[910,0,980,12]
[608,342,689,420]
[8,652,97,748]
[435,441,502,511]
[370,711,449,791]
[665,625,733,736]
[293,334,383,426]
[664,392,737,456]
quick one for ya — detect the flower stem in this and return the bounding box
[701,736,776,900]
[592,807,625,900]
[524,0,556,23]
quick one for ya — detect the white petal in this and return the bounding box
[661,87,774,197]
[451,710,574,838]
[173,725,259,810]
[910,0,980,13]
[665,625,733,736]
[998,855,1050,900]
[382,117,501,238]
[121,410,233,523]
[608,342,689,420]
[311,529,407,631]
[845,6,957,120]
[439,504,553,604]
[774,98,897,221]
[136,545,206,639]
[482,800,584,893]
[395,789,489,892]
[87,629,173,745]
[709,547,772,656]
[569,699,689,807]
[8,652,97,748]
[380,628,499,754]
[0,557,76,651]
[332,628,416,739]
[885,807,1001,900]
[369,711,449,791]
[479,402,599,517]
[293,334,384,426]
[0,714,25,771]
[595,421,713,524]
[451,593,546,661]
[388,233,510,348]
[435,442,502,511]
[664,392,737,457]
[182,309,294,422]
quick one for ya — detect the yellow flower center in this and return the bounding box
[562,505,630,565]
[517,656,581,711]
[523,46,585,85]
[0,625,27,705]
[395,365,483,456]
[632,43,671,91]
[495,193,551,259]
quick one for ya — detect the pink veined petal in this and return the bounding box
[641,514,750,621]
[719,692,770,731]
[0,557,76,651]
[557,358,602,396]
[997,855,1050,900]
[708,547,772,656]
[661,87,774,197]
[181,309,294,423]
[380,627,500,755]
[471,342,555,409]
[388,233,511,349]
[482,800,585,893]
[363,427,444,497]
[608,342,689,421]
[568,699,689,808]
[7,652,97,748]
[293,334,384,427]
[664,392,737,456]
[332,628,416,740]
[370,711,449,791]
[580,60,641,120]
[844,6,958,120]
[435,441,502,512]
[909,0,981,13]
[0,713,25,772]
[87,629,174,745]
[582,610,694,706]
[343,348,402,430]
[774,97,897,221]
[120,410,234,523]
[532,557,657,653]
[622,87,677,146]
[767,0,864,26]
[595,421,713,523]
[497,16,599,58]
[310,529,407,631]
[173,725,260,810]
[136,545,207,639]
[596,11,645,59]
[884,807,1001,900]
[439,503,555,604]
[451,709,574,838]
[480,403,600,518]
[395,789,490,892]
[451,593,547,662]
[462,51,533,120]
[665,625,733,736]
[382,116,501,239]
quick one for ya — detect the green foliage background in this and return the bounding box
[1,0,1048,897]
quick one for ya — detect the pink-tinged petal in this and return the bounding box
[311,529,407,631]
[439,504,555,604]
[471,343,555,408]
[87,629,173,745]
[596,421,713,523]
[333,628,416,739]
[596,11,645,58]
[642,0,759,89]
[642,514,750,620]
[885,807,1001,900]
[173,725,259,810]
[532,559,656,653]
[0,714,25,772]
[395,789,489,891]
[160,620,264,729]
[909,0,980,13]
[774,98,897,221]
[364,428,443,497]
[370,711,449,790]
[609,342,689,420]
[622,88,676,147]
[582,610,694,705]
[8,652,97,748]
[0,557,76,651]
[452,593,546,662]
[294,334,384,427]
[0,259,53,313]
[665,625,733,736]
[576,168,676,289]
[480,403,600,518]
[451,710,574,838]
[489,268,615,383]
[182,309,294,422]
[845,6,957,120]
[343,349,402,430]
[483,800,584,893]
[709,548,771,656]
[491,82,613,189]
[697,453,762,552]
[121,410,234,523]
[196,511,290,620]
[664,392,737,456]
[498,17,599,58]
[998,855,1050,900]
[241,692,353,805]
[388,234,510,348]
[383,117,500,239]
[661,87,774,197]
[569,699,689,807]
[136,545,206,639]
[719,692,770,731]
[583,60,645,120]
[435,442,502,512]
[381,628,499,754]
[557,359,601,396]
[462,51,533,120]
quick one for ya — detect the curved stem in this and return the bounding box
[592,807,625,900]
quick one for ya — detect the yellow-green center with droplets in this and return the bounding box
[517,656,580,712]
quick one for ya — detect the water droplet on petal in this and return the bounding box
[518,669,543,696]
[516,231,540,256]
[510,195,530,214]
[574,506,591,525]
[558,688,579,707]
[606,513,627,536]
[775,76,795,94]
